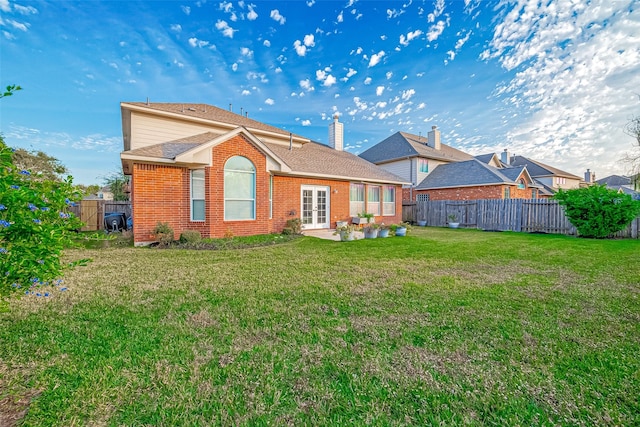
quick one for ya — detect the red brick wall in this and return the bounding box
[414,184,537,201]
[131,134,404,243]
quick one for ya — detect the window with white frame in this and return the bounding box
[190,169,205,221]
[367,185,381,215]
[349,183,365,216]
[383,186,396,216]
[224,156,256,220]
[531,189,537,199]
[517,179,526,189]
[556,177,566,185]
[418,158,429,173]
[504,186,511,199]
[417,193,430,202]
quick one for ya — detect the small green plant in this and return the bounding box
[554,185,640,238]
[179,230,201,244]
[153,222,174,246]
[448,214,458,222]
[358,212,375,223]
[284,218,302,235]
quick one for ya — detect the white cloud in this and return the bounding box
[376,86,385,96]
[240,47,253,57]
[294,40,307,56]
[368,50,385,67]
[181,5,191,15]
[265,98,275,105]
[215,20,236,38]
[337,11,343,22]
[301,119,311,126]
[483,0,640,177]
[170,24,182,32]
[14,4,37,14]
[455,30,472,50]
[189,37,210,48]
[247,4,258,20]
[300,79,314,91]
[341,68,358,81]
[417,102,426,109]
[427,0,445,22]
[364,77,372,85]
[386,71,393,79]
[427,20,446,42]
[316,69,326,81]
[242,89,251,95]
[323,74,337,87]
[303,34,315,47]
[387,8,404,19]
[375,101,387,108]
[306,0,315,6]
[232,63,238,71]
[263,39,271,47]
[0,0,10,12]
[6,19,28,31]
[3,31,15,40]
[219,1,233,13]
[401,89,415,101]
[399,29,423,46]
[275,67,282,73]
[270,9,286,25]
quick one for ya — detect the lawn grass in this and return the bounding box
[1,228,639,426]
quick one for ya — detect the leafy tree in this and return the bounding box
[12,147,69,181]
[75,184,101,197]
[0,86,88,305]
[554,185,640,238]
[0,84,22,98]
[102,171,130,201]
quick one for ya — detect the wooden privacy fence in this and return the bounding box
[414,199,640,239]
[68,200,132,231]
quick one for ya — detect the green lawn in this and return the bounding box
[1,228,639,426]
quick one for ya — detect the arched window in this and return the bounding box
[517,178,526,189]
[224,156,256,220]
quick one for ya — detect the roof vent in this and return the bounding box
[187,107,196,111]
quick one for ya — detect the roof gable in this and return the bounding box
[416,159,517,189]
[510,155,581,180]
[359,131,473,164]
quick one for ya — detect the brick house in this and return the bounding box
[359,126,473,201]
[120,102,407,245]
[414,159,543,201]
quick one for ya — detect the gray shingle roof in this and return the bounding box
[359,131,473,164]
[510,155,581,180]
[416,159,526,189]
[124,130,407,184]
[595,174,631,186]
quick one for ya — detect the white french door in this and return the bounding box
[301,185,330,229]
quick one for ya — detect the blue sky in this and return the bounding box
[1,0,639,185]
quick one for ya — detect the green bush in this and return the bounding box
[0,137,87,302]
[284,218,302,235]
[153,222,174,246]
[179,230,201,244]
[554,185,640,238]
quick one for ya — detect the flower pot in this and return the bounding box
[339,230,355,241]
[378,228,390,238]
[417,220,427,227]
[363,228,378,239]
[448,222,459,229]
[336,221,348,228]
[395,227,407,237]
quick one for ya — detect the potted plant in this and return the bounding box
[448,214,460,229]
[378,223,390,238]
[363,223,380,239]
[353,211,375,225]
[393,222,411,237]
[336,220,348,228]
[417,219,427,227]
[333,224,358,241]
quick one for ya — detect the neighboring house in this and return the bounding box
[359,126,473,200]
[596,174,640,200]
[97,186,114,200]
[506,152,582,193]
[414,158,542,201]
[120,103,407,245]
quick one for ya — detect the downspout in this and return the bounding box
[289,133,292,150]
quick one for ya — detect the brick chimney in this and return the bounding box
[501,149,511,165]
[427,125,441,150]
[329,114,343,151]
[584,169,595,183]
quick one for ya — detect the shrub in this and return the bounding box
[0,138,86,302]
[179,230,202,244]
[153,222,174,246]
[554,185,640,238]
[284,218,302,235]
